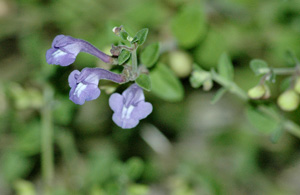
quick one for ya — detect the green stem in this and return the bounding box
[272,67,298,75]
[259,67,297,75]
[211,69,300,139]
[283,120,300,139]
[41,86,54,195]
[211,69,249,101]
[131,48,138,74]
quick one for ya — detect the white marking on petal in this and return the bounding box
[74,83,87,97]
[121,105,135,119]
[52,49,67,58]
[84,73,98,84]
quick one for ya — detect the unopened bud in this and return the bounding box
[248,85,269,99]
[189,70,211,88]
[168,51,193,78]
[112,26,123,36]
[294,77,300,94]
[110,45,121,56]
[277,90,299,111]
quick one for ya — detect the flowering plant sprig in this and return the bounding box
[46,26,154,129]
[189,52,300,141]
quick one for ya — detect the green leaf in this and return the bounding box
[246,106,280,134]
[217,53,234,81]
[135,74,151,91]
[171,5,206,48]
[118,49,131,65]
[120,31,129,41]
[131,28,148,45]
[211,88,227,104]
[150,63,184,102]
[126,157,144,180]
[140,42,160,68]
[250,59,269,75]
[1,151,33,182]
[270,126,283,144]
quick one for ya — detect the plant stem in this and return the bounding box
[131,48,138,74]
[259,67,297,75]
[211,69,300,139]
[211,69,249,101]
[272,67,298,75]
[41,86,54,195]
[283,120,300,139]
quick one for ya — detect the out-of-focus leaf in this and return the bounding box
[131,28,148,45]
[280,77,292,91]
[250,59,269,75]
[128,184,149,195]
[270,126,283,144]
[140,42,160,68]
[53,97,76,125]
[211,88,227,105]
[1,152,33,182]
[135,74,151,91]
[14,180,35,195]
[14,121,41,156]
[194,29,225,69]
[246,106,280,134]
[171,5,206,48]
[126,157,144,180]
[217,53,234,81]
[150,63,184,102]
[118,50,131,65]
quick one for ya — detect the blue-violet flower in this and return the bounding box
[109,84,153,129]
[69,67,126,105]
[46,35,115,66]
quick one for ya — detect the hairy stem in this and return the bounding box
[211,69,300,139]
[272,67,298,75]
[211,69,249,101]
[131,48,138,74]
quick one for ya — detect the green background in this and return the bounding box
[0,0,300,194]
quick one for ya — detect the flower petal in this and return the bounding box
[69,83,100,105]
[68,70,80,88]
[46,48,77,66]
[112,113,140,129]
[131,102,153,120]
[109,93,124,112]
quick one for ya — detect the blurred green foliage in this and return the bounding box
[1,0,300,194]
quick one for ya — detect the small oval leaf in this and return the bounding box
[140,42,160,68]
[120,31,129,41]
[131,28,149,45]
[135,74,151,91]
[171,5,206,48]
[250,59,269,75]
[217,53,234,81]
[211,87,227,104]
[150,63,184,102]
[118,50,131,65]
[246,106,280,134]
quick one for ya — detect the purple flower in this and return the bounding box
[46,35,116,66]
[109,84,153,129]
[68,68,126,105]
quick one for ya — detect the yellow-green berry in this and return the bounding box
[168,51,193,78]
[248,85,266,99]
[277,90,300,112]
